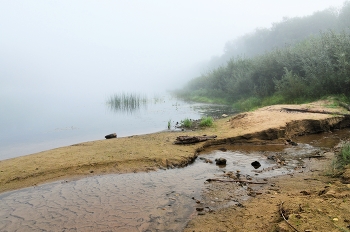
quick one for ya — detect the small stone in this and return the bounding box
[333,218,339,222]
[215,158,227,165]
[300,190,310,195]
[251,161,261,169]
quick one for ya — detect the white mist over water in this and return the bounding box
[0,92,236,160]
[0,0,345,159]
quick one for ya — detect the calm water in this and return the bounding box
[0,150,290,231]
[0,92,236,160]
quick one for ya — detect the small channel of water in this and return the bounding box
[0,129,349,231]
[0,153,289,232]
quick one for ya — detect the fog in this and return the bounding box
[0,0,345,96]
[0,1,347,159]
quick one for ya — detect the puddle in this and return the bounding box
[0,153,290,232]
[0,129,349,231]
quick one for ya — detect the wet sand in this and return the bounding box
[0,100,348,193]
[1,100,350,231]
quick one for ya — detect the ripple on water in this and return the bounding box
[0,147,316,231]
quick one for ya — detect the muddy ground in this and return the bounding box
[185,143,350,232]
[1,99,350,231]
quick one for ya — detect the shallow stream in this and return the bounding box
[0,129,349,231]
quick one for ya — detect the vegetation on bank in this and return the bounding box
[199,116,214,127]
[329,142,350,176]
[175,1,350,111]
[181,118,193,128]
[178,116,214,130]
[338,143,350,168]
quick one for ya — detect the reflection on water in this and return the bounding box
[0,92,237,160]
[106,92,238,118]
[0,151,289,232]
[107,92,149,114]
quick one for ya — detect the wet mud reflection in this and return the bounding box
[0,151,287,232]
[1,129,349,231]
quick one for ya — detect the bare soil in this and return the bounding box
[1,100,350,231]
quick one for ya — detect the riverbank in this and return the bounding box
[1,100,350,231]
[0,100,349,194]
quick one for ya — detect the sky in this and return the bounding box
[0,0,346,96]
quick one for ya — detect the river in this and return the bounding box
[0,91,236,160]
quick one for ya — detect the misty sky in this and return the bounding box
[0,0,346,96]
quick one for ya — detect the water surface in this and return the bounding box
[0,150,284,232]
[1,129,349,231]
[0,92,236,160]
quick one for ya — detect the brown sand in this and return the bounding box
[1,100,350,231]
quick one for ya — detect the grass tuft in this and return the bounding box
[167,120,171,130]
[339,143,350,167]
[181,118,192,128]
[327,142,350,177]
[199,116,214,127]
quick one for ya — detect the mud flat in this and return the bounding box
[1,100,350,231]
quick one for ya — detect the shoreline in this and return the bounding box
[1,100,350,194]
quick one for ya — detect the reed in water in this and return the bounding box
[107,93,148,113]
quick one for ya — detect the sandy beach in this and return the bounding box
[1,100,350,231]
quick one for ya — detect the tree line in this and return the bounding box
[176,1,350,110]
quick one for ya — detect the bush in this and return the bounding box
[181,118,192,128]
[176,30,350,106]
[232,97,262,111]
[329,142,350,176]
[199,116,214,127]
[339,143,350,167]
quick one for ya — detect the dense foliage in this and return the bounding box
[206,1,350,69]
[177,1,350,110]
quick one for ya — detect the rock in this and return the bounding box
[222,114,228,118]
[251,161,261,169]
[285,139,298,146]
[218,147,227,152]
[215,158,227,165]
[105,133,117,139]
[300,190,310,195]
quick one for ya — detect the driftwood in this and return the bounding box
[279,201,300,232]
[174,135,217,144]
[281,107,350,116]
[206,178,267,184]
[105,133,117,139]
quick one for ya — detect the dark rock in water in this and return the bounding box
[286,139,298,146]
[105,133,117,139]
[290,141,298,146]
[251,161,261,169]
[218,147,227,152]
[215,158,227,165]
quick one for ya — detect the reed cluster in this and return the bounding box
[107,93,148,113]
